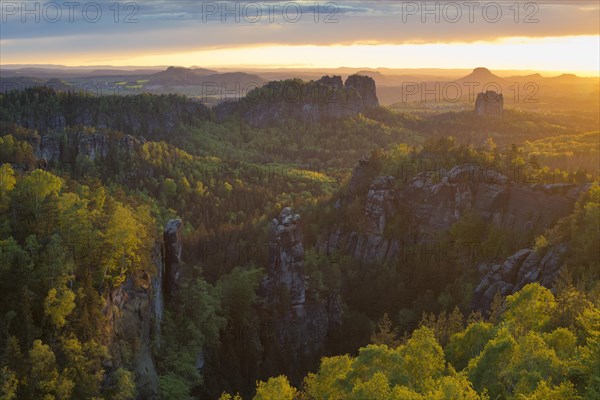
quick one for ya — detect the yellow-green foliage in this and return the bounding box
[219,284,599,400]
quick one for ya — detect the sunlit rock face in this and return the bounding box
[345,74,379,108]
[102,219,185,400]
[214,75,379,127]
[475,90,504,116]
[104,244,164,400]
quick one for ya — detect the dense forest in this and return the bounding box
[222,281,600,400]
[0,87,598,399]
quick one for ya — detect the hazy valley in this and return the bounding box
[0,63,599,399]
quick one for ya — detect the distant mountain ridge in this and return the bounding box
[1,66,597,110]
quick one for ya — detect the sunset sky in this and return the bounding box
[1,0,599,75]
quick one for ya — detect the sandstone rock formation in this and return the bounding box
[104,243,164,400]
[345,74,379,108]
[320,161,584,267]
[11,92,210,139]
[317,75,344,91]
[262,207,341,378]
[102,219,182,400]
[346,155,378,201]
[106,274,159,400]
[215,75,379,127]
[163,219,184,299]
[475,90,504,116]
[473,243,567,311]
[31,130,145,164]
[267,207,306,314]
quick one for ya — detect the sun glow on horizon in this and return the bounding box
[9,35,596,77]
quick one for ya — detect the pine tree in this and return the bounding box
[371,313,400,348]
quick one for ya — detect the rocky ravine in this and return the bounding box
[319,158,586,309]
[105,210,340,397]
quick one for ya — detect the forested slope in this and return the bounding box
[0,86,598,399]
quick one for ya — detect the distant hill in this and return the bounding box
[0,67,162,79]
[147,67,265,88]
[457,67,506,85]
[199,72,266,86]
[0,65,596,111]
[148,66,218,85]
[87,69,164,77]
[547,73,583,83]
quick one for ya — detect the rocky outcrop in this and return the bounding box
[401,165,581,234]
[152,240,165,348]
[267,208,306,313]
[346,156,378,201]
[351,176,400,264]
[475,91,503,116]
[104,243,164,400]
[103,220,182,400]
[261,208,341,378]
[31,130,145,164]
[345,74,379,108]
[319,162,584,267]
[106,275,159,400]
[163,219,184,300]
[9,88,210,140]
[316,75,344,91]
[215,75,379,127]
[473,244,567,311]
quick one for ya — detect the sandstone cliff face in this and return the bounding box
[261,208,341,377]
[215,75,379,127]
[319,160,583,268]
[345,74,379,108]
[473,243,567,311]
[267,208,306,313]
[31,130,145,164]
[103,219,182,400]
[12,96,210,139]
[163,219,184,300]
[475,91,504,116]
[104,243,163,400]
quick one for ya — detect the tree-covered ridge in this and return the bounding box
[0,87,210,140]
[2,88,598,170]
[521,131,600,178]
[0,166,154,399]
[221,283,599,400]
[1,88,598,399]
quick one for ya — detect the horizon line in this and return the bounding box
[1,64,598,78]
